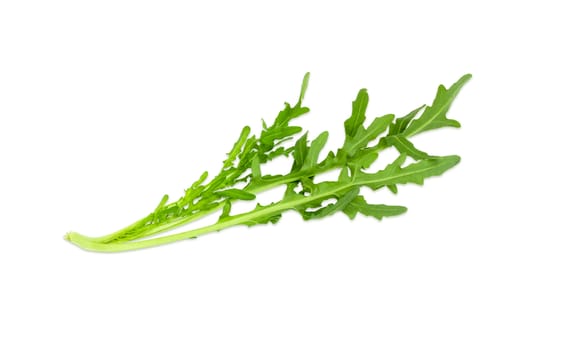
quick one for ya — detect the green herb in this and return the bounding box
[65,73,471,253]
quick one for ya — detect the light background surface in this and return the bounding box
[1,1,562,349]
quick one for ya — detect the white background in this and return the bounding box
[1,1,562,349]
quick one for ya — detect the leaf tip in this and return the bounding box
[445,155,462,168]
[453,73,472,89]
[299,72,311,103]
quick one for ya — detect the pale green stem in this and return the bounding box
[66,145,392,252]
[65,181,351,253]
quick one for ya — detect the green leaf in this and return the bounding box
[154,194,169,211]
[223,126,251,169]
[273,73,311,127]
[273,104,310,128]
[387,184,398,194]
[344,114,394,156]
[264,146,293,161]
[204,173,228,192]
[66,73,469,253]
[261,126,302,146]
[317,150,336,169]
[251,157,261,179]
[338,167,351,183]
[384,134,434,160]
[298,72,310,105]
[240,204,283,226]
[357,154,461,190]
[180,171,209,206]
[300,177,316,194]
[271,73,311,128]
[357,148,379,167]
[220,201,232,220]
[191,171,209,188]
[344,89,369,137]
[300,188,360,220]
[347,147,380,179]
[303,131,329,169]
[291,132,309,171]
[237,136,257,164]
[388,105,425,136]
[343,196,407,220]
[214,188,256,200]
[404,74,472,136]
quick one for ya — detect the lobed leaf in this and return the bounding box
[299,188,360,220]
[344,89,369,138]
[343,195,407,220]
[303,131,329,169]
[404,74,472,137]
[344,114,394,157]
[388,105,425,136]
[384,134,434,160]
[214,188,256,201]
[223,126,251,169]
[261,126,302,146]
[291,132,309,171]
[357,154,461,190]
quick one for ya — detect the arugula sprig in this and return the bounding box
[66,73,471,252]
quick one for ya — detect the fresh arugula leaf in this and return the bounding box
[384,134,435,160]
[403,74,472,136]
[344,89,369,138]
[356,154,461,190]
[223,126,251,169]
[343,114,394,157]
[343,195,407,220]
[303,131,329,169]
[388,105,425,136]
[65,73,470,252]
